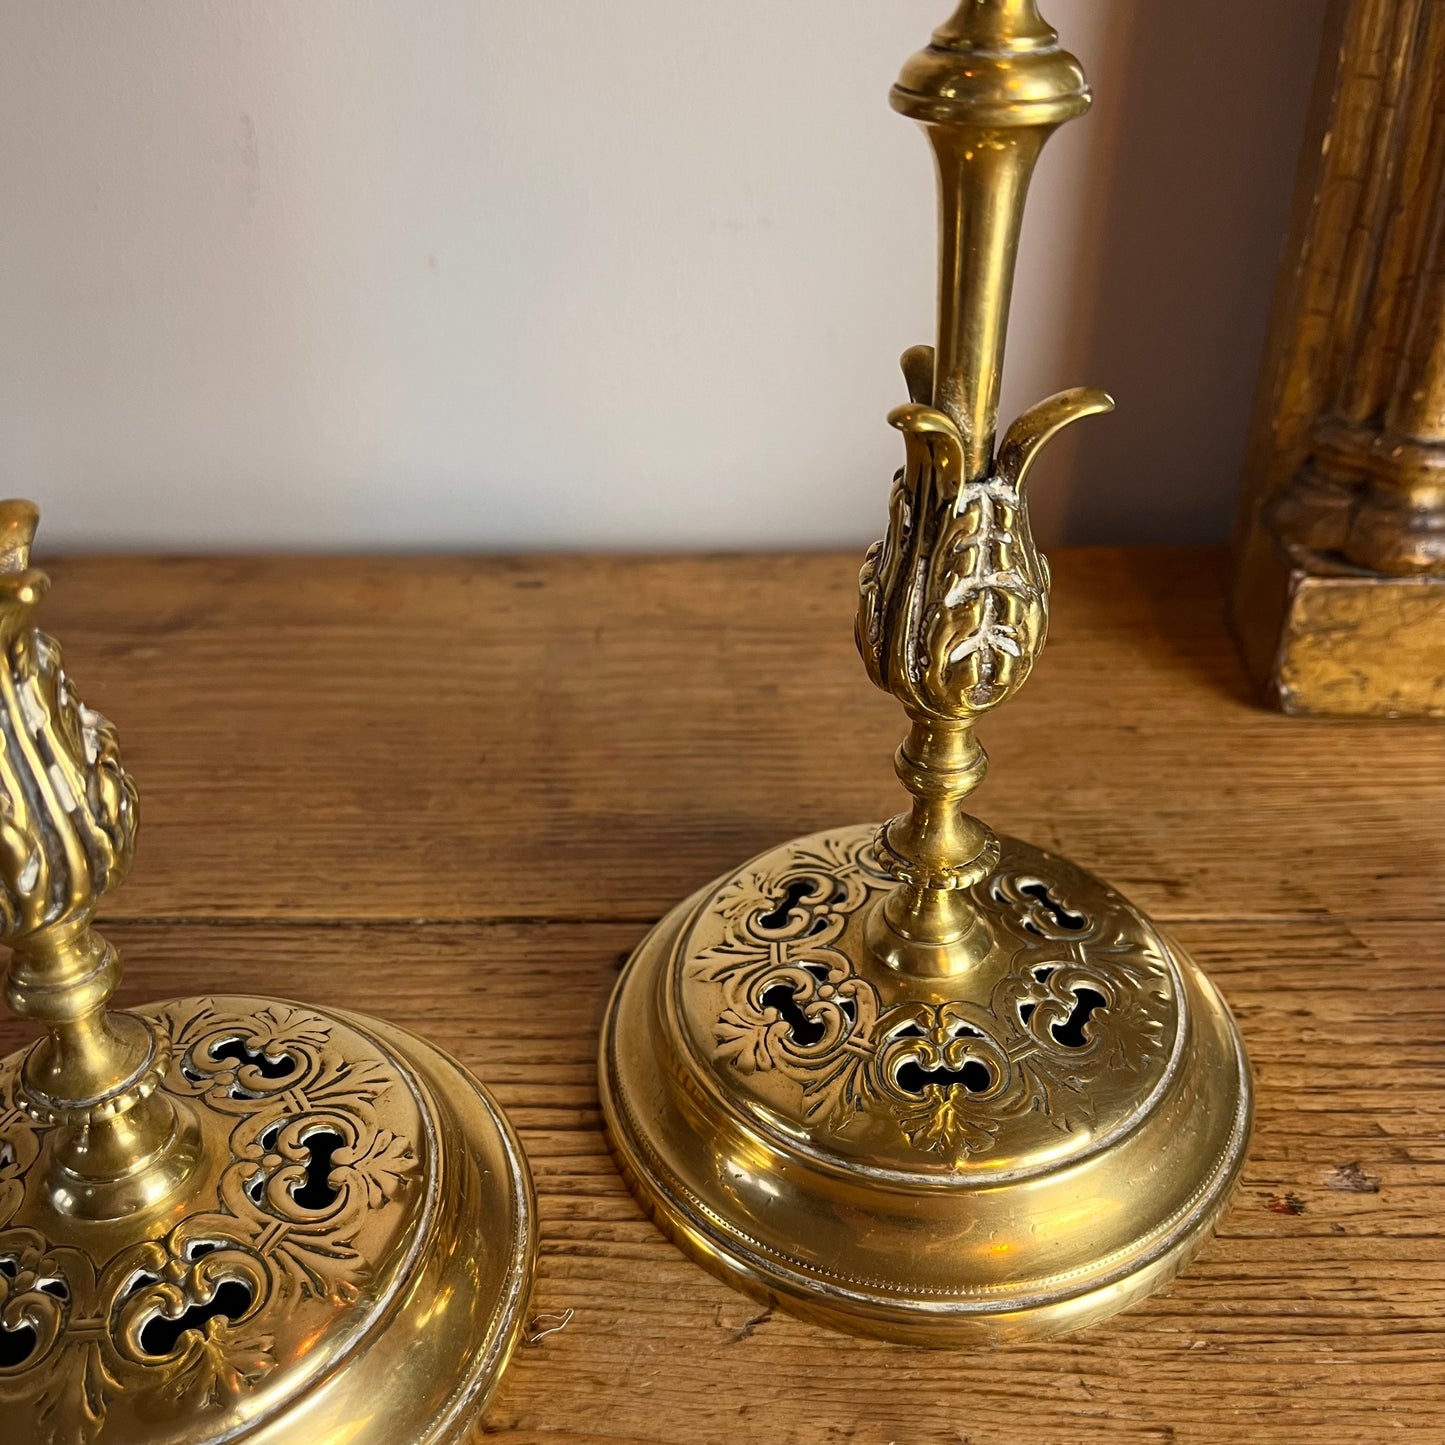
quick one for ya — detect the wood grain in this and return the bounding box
[5,546,1442,1441]
[1,912,1437,1444]
[38,547,1445,925]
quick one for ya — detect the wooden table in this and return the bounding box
[6,546,1442,1442]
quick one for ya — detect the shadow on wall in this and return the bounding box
[1042,0,1326,548]
[0,0,1330,553]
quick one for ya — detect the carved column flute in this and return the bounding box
[857,0,1113,975]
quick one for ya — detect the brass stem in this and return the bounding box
[3,881,198,1230]
[929,127,1045,475]
[868,717,998,976]
[857,3,1108,975]
[885,718,992,886]
[7,920,148,1102]
[0,499,198,1219]
[895,0,1090,476]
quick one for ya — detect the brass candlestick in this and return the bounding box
[600,2,1251,1343]
[0,502,535,1441]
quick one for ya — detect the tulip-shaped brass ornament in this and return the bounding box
[0,502,535,1441]
[601,1,1251,1344]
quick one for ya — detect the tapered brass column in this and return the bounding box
[602,1,1251,1345]
[896,0,1091,458]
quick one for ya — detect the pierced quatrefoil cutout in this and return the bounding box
[183,1035,303,1097]
[1020,981,1107,1050]
[209,1037,299,1080]
[0,1258,71,1371]
[1051,987,1106,1049]
[138,1279,255,1357]
[0,1262,36,1369]
[895,1056,994,1095]
[759,982,827,1048]
[1017,879,1087,935]
[244,1124,345,1210]
[290,1130,344,1211]
[892,1019,996,1096]
[754,877,836,937]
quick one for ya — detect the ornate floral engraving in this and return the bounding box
[858,406,1049,717]
[0,1066,38,1231]
[686,830,1173,1160]
[0,624,138,939]
[857,372,1112,724]
[0,1000,422,1444]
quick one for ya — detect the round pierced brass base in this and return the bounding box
[600,826,1251,1345]
[0,995,535,1444]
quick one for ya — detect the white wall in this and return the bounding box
[0,0,1325,552]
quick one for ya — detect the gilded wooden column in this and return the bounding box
[1231,0,1445,716]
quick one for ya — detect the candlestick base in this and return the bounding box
[0,996,535,1444]
[600,825,1250,1345]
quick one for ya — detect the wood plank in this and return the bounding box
[2,915,1436,1443]
[34,547,1445,926]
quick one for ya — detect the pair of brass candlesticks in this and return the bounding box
[0,3,1250,1439]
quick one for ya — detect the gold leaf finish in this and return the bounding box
[1231,0,1445,715]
